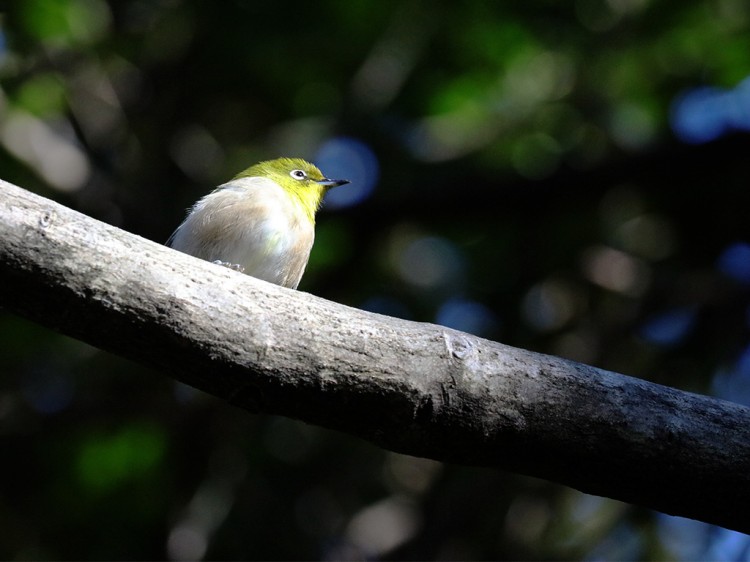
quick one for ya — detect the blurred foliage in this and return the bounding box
[1,0,750,559]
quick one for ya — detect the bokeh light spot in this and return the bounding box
[703,526,750,561]
[670,76,750,144]
[76,423,165,495]
[0,111,91,192]
[167,524,208,561]
[384,453,442,496]
[639,307,697,347]
[717,242,750,285]
[316,136,379,209]
[436,297,500,338]
[397,236,465,290]
[609,102,657,150]
[615,214,676,261]
[345,497,420,557]
[581,245,650,296]
[15,73,67,116]
[671,87,729,143]
[170,125,224,182]
[522,279,580,332]
[20,0,112,46]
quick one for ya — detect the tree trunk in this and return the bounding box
[1,178,749,533]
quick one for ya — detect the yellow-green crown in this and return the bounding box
[233,157,348,222]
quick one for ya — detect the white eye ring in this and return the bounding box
[290,169,307,180]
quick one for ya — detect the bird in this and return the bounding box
[167,157,349,289]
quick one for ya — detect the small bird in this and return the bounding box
[168,157,349,289]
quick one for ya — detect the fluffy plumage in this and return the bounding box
[168,158,347,289]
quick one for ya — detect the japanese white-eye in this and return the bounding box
[168,157,349,289]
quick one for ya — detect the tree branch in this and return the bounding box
[1,178,749,534]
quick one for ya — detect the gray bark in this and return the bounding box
[1,178,749,534]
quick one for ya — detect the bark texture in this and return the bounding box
[1,178,749,533]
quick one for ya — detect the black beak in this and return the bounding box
[317,178,350,188]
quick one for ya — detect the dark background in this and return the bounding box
[1,0,750,559]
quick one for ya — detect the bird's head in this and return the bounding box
[233,158,349,222]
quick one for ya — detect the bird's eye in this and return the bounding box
[290,169,307,180]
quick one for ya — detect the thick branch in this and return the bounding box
[1,178,749,533]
